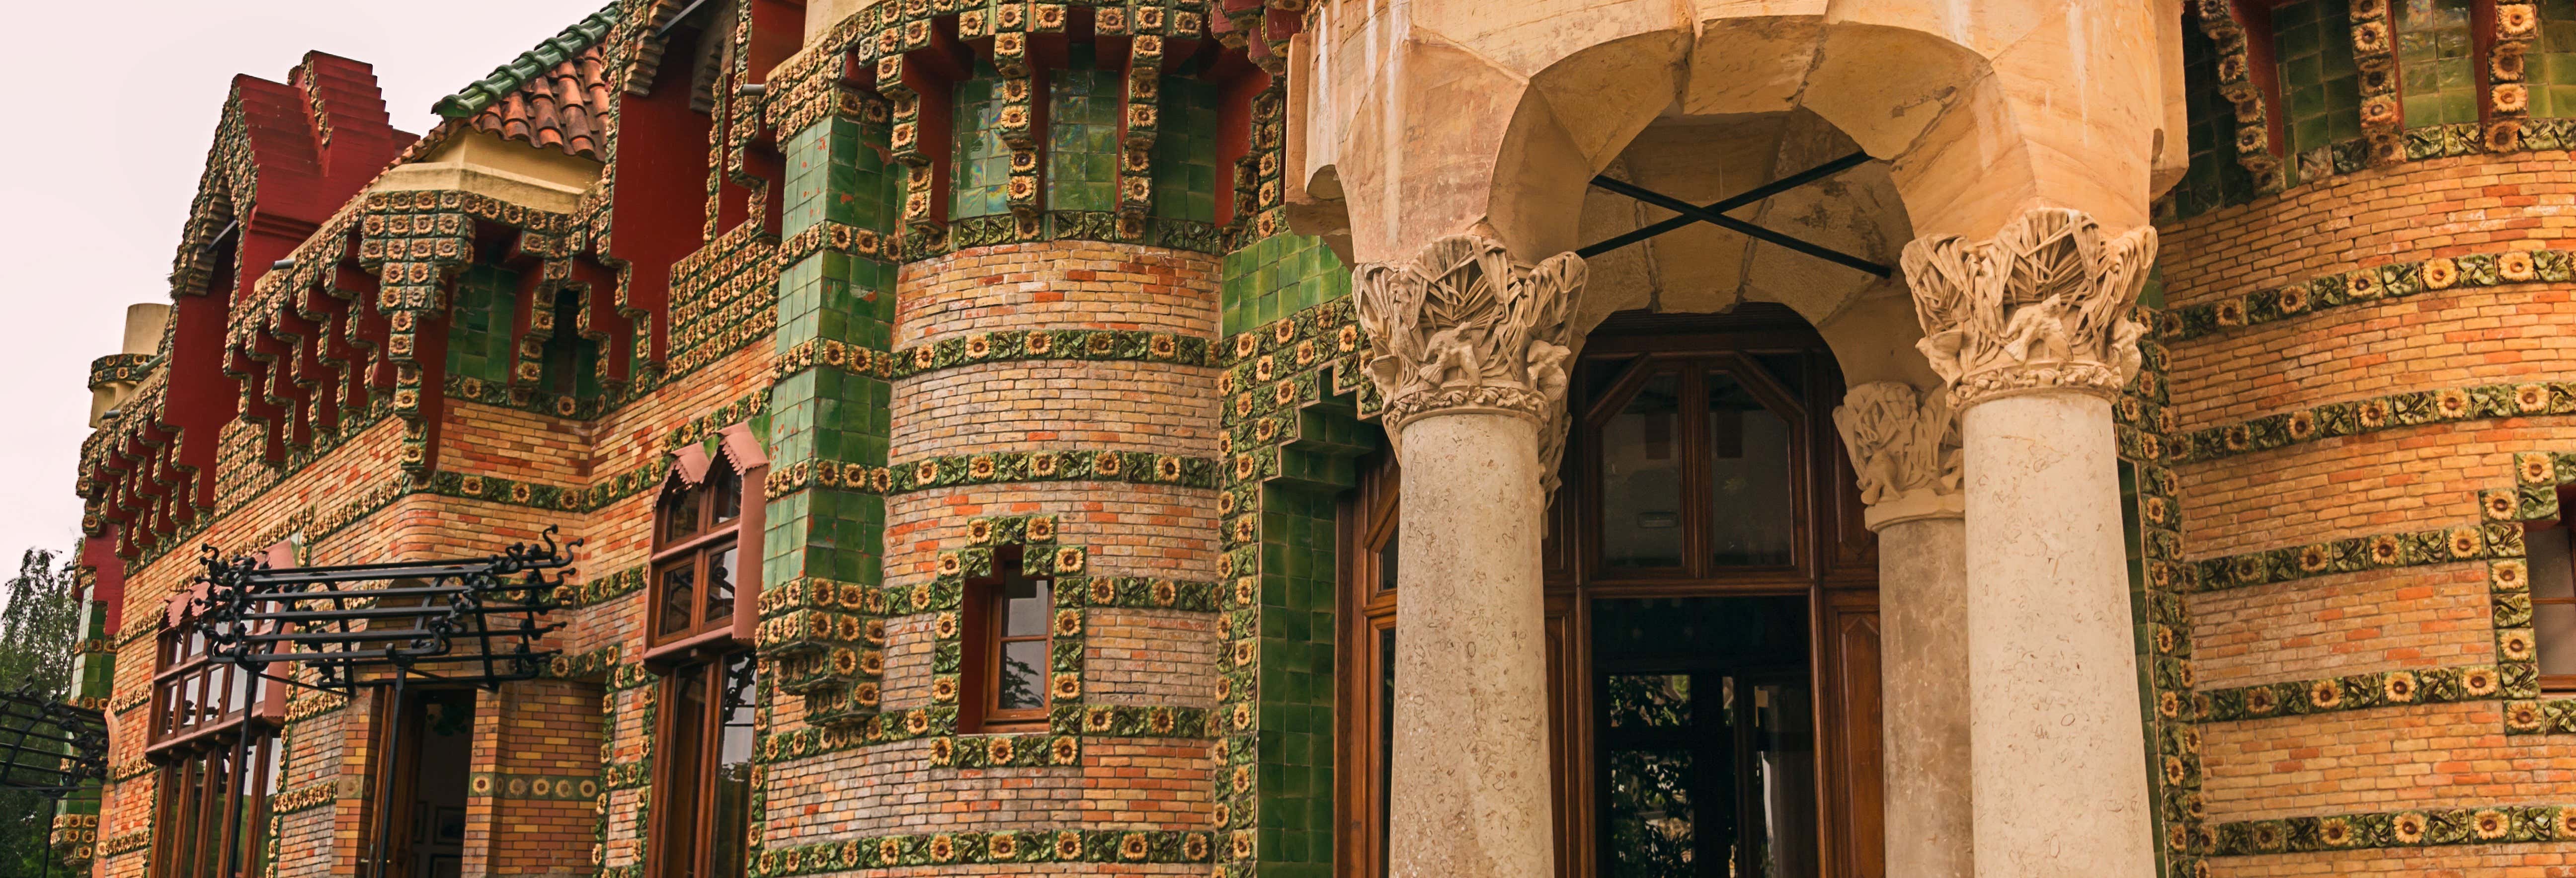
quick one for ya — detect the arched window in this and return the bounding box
[1588,353,1806,573]
[150,548,286,878]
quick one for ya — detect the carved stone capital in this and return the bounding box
[1833,382,1964,530]
[1354,234,1587,489]
[1902,208,2156,409]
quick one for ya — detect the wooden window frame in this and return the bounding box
[644,426,769,666]
[960,546,1055,733]
[1333,313,1881,878]
[1578,349,1812,582]
[149,545,288,878]
[1334,456,1402,878]
[2531,511,2576,693]
[645,653,757,878]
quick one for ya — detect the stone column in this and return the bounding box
[1902,208,2158,878]
[1834,382,1970,878]
[1355,234,1585,878]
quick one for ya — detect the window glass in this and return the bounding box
[659,672,709,876]
[2534,525,2574,598]
[998,640,1048,711]
[1606,748,1696,878]
[1003,573,1049,637]
[709,656,758,878]
[1606,674,1691,728]
[704,545,737,625]
[1752,681,1818,878]
[657,562,697,638]
[662,485,704,544]
[1601,372,1685,568]
[2531,526,2576,678]
[709,464,742,525]
[1375,518,1399,594]
[1706,370,1795,566]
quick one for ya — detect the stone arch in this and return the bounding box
[1293,1,2174,266]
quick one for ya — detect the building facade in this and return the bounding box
[52,0,2576,877]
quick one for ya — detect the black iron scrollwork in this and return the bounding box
[189,526,585,691]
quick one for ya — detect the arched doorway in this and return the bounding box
[1338,304,1885,878]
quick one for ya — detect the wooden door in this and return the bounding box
[1819,591,1885,878]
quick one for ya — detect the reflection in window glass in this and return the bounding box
[1376,626,1396,875]
[2531,526,2576,678]
[999,640,1048,710]
[1607,749,1696,877]
[710,655,758,878]
[657,564,696,637]
[1754,682,1817,878]
[1707,371,1795,565]
[1375,519,1400,593]
[704,545,737,624]
[1606,674,1691,728]
[1602,373,1685,568]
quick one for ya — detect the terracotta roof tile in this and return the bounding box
[466,45,613,160]
[433,3,619,160]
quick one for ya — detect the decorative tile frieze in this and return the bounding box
[469,772,601,800]
[283,692,349,724]
[271,781,337,815]
[661,388,774,453]
[2169,381,2576,464]
[2196,664,2521,723]
[890,449,1217,493]
[87,353,158,391]
[99,827,150,859]
[2188,524,2518,592]
[2162,247,2576,343]
[746,828,1214,876]
[2207,803,2576,856]
[893,328,1219,377]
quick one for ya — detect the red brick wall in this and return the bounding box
[2162,152,2576,876]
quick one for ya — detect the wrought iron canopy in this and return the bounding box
[0,687,108,798]
[190,528,580,692]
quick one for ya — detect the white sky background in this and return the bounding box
[0,0,607,561]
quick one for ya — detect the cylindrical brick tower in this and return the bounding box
[2146,1,2576,874]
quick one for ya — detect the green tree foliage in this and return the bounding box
[0,548,84,875]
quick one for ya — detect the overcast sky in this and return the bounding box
[0,0,605,563]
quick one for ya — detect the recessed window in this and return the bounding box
[963,549,1055,731]
[1588,357,1808,575]
[652,653,756,878]
[2527,523,2576,690]
[651,456,755,646]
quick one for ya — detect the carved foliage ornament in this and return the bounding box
[1833,382,1961,506]
[1902,208,2155,408]
[1354,234,1587,488]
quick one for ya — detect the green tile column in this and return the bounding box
[759,88,902,725]
[52,593,111,867]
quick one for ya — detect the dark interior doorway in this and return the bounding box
[378,689,475,878]
[1594,596,1817,878]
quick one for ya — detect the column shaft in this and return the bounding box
[1879,514,1972,878]
[1388,412,1553,878]
[1961,393,2154,877]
